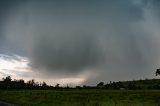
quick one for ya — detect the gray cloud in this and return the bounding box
[31,32,104,72]
[0,0,160,84]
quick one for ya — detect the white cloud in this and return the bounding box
[0,54,32,78]
[0,54,86,86]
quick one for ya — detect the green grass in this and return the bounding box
[0,89,160,106]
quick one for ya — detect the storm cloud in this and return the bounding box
[0,0,160,85]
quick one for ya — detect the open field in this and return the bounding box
[0,89,160,106]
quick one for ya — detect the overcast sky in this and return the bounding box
[0,0,160,86]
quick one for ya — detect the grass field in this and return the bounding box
[0,89,160,106]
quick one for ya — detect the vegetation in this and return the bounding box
[0,89,160,106]
[0,76,160,106]
[104,79,160,90]
[0,76,53,89]
[0,76,160,90]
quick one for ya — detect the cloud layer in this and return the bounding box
[0,0,160,85]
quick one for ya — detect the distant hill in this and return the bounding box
[104,79,160,90]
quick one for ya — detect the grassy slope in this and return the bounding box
[0,89,160,106]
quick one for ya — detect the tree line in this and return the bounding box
[0,76,160,90]
[0,76,53,89]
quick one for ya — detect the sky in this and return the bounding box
[0,0,160,86]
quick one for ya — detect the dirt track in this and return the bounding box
[0,101,21,106]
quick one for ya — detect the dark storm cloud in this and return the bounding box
[146,0,160,18]
[26,0,144,75]
[31,33,104,72]
[1,0,160,84]
[0,0,27,53]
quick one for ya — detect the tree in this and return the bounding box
[17,79,25,84]
[27,79,36,88]
[97,82,104,88]
[128,83,136,90]
[42,82,47,87]
[2,76,12,82]
[55,83,60,88]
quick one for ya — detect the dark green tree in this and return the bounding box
[97,82,104,88]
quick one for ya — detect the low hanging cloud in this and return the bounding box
[0,0,160,85]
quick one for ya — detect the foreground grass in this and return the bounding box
[0,89,159,106]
